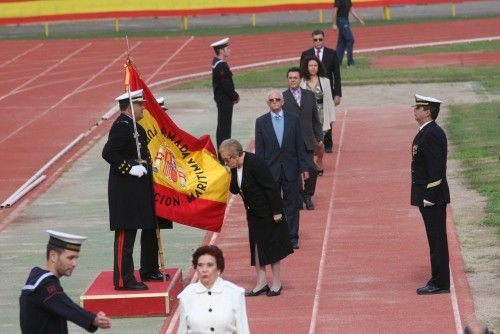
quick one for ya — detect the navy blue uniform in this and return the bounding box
[411,121,450,289]
[19,267,97,334]
[102,113,170,288]
[212,57,239,154]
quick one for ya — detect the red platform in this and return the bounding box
[80,269,183,318]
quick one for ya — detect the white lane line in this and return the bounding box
[450,264,463,334]
[355,36,500,54]
[0,43,92,102]
[150,35,500,90]
[71,41,142,95]
[308,109,348,334]
[0,42,140,145]
[0,43,44,69]
[145,36,194,84]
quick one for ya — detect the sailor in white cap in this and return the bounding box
[410,94,451,295]
[102,89,170,291]
[211,37,239,162]
[20,230,111,333]
[156,96,168,111]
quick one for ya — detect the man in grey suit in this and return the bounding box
[255,90,309,249]
[282,67,323,210]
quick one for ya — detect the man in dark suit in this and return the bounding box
[282,67,323,210]
[211,37,239,161]
[255,90,309,249]
[411,94,451,295]
[102,89,168,291]
[300,29,342,153]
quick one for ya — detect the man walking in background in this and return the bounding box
[333,0,365,67]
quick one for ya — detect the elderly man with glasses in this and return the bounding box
[255,89,309,249]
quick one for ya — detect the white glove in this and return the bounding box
[423,199,435,207]
[129,165,147,178]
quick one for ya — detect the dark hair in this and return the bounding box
[46,244,64,260]
[286,66,301,78]
[423,105,440,120]
[300,55,326,80]
[192,245,225,273]
[312,30,325,37]
[463,322,491,334]
[119,100,129,111]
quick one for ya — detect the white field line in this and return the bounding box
[0,43,44,69]
[450,265,463,334]
[0,43,91,102]
[145,36,194,84]
[71,42,141,95]
[308,109,348,334]
[0,42,140,145]
[150,35,500,89]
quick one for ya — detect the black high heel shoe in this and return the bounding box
[266,286,283,297]
[245,285,269,297]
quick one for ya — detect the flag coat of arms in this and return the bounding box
[126,60,230,232]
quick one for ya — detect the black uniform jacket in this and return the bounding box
[102,113,157,230]
[19,267,97,334]
[300,47,342,98]
[411,121,450,206]
[282,88,323,151]
[255,110,309,182]
[212,57,239,104]
[229,152,283,218]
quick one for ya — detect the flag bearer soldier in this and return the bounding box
[19,230,111,333]
[102,89,170,291]
[411,94,451,295]
[211,37,239,161]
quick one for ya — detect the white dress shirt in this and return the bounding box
[177,277,250,334]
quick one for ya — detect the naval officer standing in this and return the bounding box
[211,37,239,161]
[102,89,169,291]
[410,94,451,295]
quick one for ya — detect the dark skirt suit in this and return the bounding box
[229,152,293,266]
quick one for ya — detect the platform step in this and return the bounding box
[80,269,183,318]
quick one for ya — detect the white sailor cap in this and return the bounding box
[210,37,230,50]
[115,89,147,103]
[413,94,443,108]
[156,97,168,111]
[47,230,87,252]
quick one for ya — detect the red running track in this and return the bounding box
[0,17,499,208]
[371,50,500,69]
[0,17,496,331]
[163,106,475,333]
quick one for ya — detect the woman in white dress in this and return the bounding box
[300,55,335,175]
[177,245,250,334]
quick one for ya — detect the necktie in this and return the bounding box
[316,48,321,60]
[272,114,284,147]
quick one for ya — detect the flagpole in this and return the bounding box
[125,36,168,281]
[124,36,145,165]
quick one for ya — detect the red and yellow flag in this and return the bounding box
[126,60,230,232]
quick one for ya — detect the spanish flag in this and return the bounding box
[126,60,230,232]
